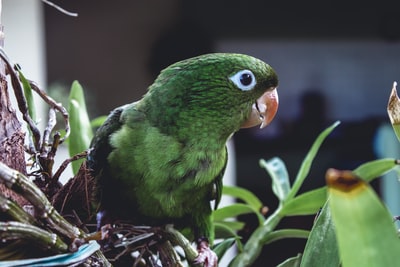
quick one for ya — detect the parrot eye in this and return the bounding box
[229,70,257,91]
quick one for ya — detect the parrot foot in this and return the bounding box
[193,238,218,267]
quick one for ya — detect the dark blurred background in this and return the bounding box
[20,0,400,265]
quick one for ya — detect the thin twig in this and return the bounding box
[29,81,70,143]
[41,108,57,156]
[41,0,78,17]
[52,150,89,184]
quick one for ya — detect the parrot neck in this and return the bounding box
[164,117,234,150]
[139,93,239,149]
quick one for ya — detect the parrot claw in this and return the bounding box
[193,239,218,267]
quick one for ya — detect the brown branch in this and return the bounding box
[51,150,88,187]
[28,81,70,144]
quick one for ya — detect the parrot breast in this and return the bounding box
[106,118,227,221]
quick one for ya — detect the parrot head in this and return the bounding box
[141,53,279,141]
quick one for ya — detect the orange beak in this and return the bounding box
[241,88,279,129]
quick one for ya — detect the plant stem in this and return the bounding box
[229,208,282,267]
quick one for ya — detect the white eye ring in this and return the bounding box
[229,69,257,91]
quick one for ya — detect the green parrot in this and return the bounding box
[88,53,279,266]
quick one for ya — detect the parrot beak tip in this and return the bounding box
[240,87,279,129]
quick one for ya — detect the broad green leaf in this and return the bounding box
[222,185,263,211]
[327,168,400,267]
[287,121,340,200]
[68,81,93,174]
[387,81,400,142]
[259,157,290,202]
[281,187,327,216]
[300,202,339,267]
[299,159,399,267]
[213,203,264,225]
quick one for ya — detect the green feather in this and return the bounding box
[88,53,278,244]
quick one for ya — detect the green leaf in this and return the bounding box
[327,169,400,267]
[299,159,400,267]
[214,221,245,240]
[213,203,264,225]
[213,238,237,262]
[286,121,340,201]
[214,220,245,233]
[68,81,93,174]
[16,67,36,122]
[281,187,327,216]
[261,229,309,245]
[222,185,263,211]
[300,202,339,267]
[259,157,290,202]
[277,254,302,267]
[352,158,398,182]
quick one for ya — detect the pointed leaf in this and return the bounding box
[214,220,246,234]
[287,121,340,200]
[352,158,398,182]
[68,81,93,174]
[16,67,36,122]
[222,185,263,211]
[213,203,264,225]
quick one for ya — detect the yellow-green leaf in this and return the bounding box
[327,168,400,267]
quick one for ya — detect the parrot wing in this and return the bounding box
[87,106,125,175]
[213,146,227,211]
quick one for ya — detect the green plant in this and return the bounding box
[212,82,400,266]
